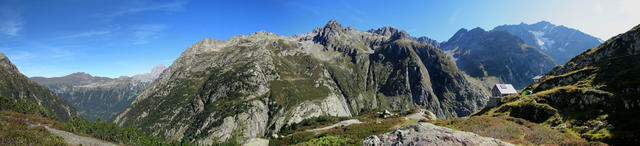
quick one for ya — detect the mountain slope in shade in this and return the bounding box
[493,21,602,64]
[31,65,166,121]
[440,28,557,89]
[0,53,77,121]
[114,20,489,144]
[477,24,640,145]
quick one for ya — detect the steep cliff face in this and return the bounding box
[441,28,557,89]
[0,53,77,121]
[31,65,165,121]
[479,24,640,144]
[114,20,489,144]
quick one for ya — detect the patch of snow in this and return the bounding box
[529,31,545,46]
[529,30,555,50]
[546,39,555,47]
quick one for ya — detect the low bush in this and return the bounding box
[0,112,66,145]
[436,116,585,145]
[64,117,190,145]
[297,135,352,146]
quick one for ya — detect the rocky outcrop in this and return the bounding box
[31,65,165,121]
[0,53,77,121]
[114,20,490,144]
[363,122,513,146]
[132,64,167,82]
[414,36,440,48]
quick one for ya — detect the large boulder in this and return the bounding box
[364,122,512,146]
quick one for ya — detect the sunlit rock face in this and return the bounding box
[114,20,490,144]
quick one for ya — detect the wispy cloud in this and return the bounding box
[341,1,365,23]
[6,51,36,61]
[98,0,188,18]
[27,41,82,60]
[0,7,24,37]
[286,1,320,15]
[130,24,167,44]
[49,48,75,58]
[449,9,460,24]
[57,30,111,39]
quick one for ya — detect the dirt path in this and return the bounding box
[306,119,362,132]
[43,125,118,146]
[19,117,118,146]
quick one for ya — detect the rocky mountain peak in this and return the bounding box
[312,19,351,46]
[200,37,214,45]
[447,28,469,43]
[468,27,486,34]
[182,37,224,57]
[532,21,554,28]
[313,19,349,34]
[535,20,552,25]
[324,19,344,30]
[493,21,602,64]
[311,19,346,35]
[67,72,93,79]
[132,64,167,82]
[151,64,166,75]
[369,26,405,36]
[367,26,411,41]
[441,25,556,89]
[456,28,469,33]
[442,28,489,50]
[246,31,280,39]
[415,36,440,48]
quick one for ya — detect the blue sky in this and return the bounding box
[1,0,638,78]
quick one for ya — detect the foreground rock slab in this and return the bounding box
[364,122,513,146]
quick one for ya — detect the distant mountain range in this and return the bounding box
[440,27,557,89]
[493,21,602,64]
[437,21,601,89]
[31,64,166,121]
